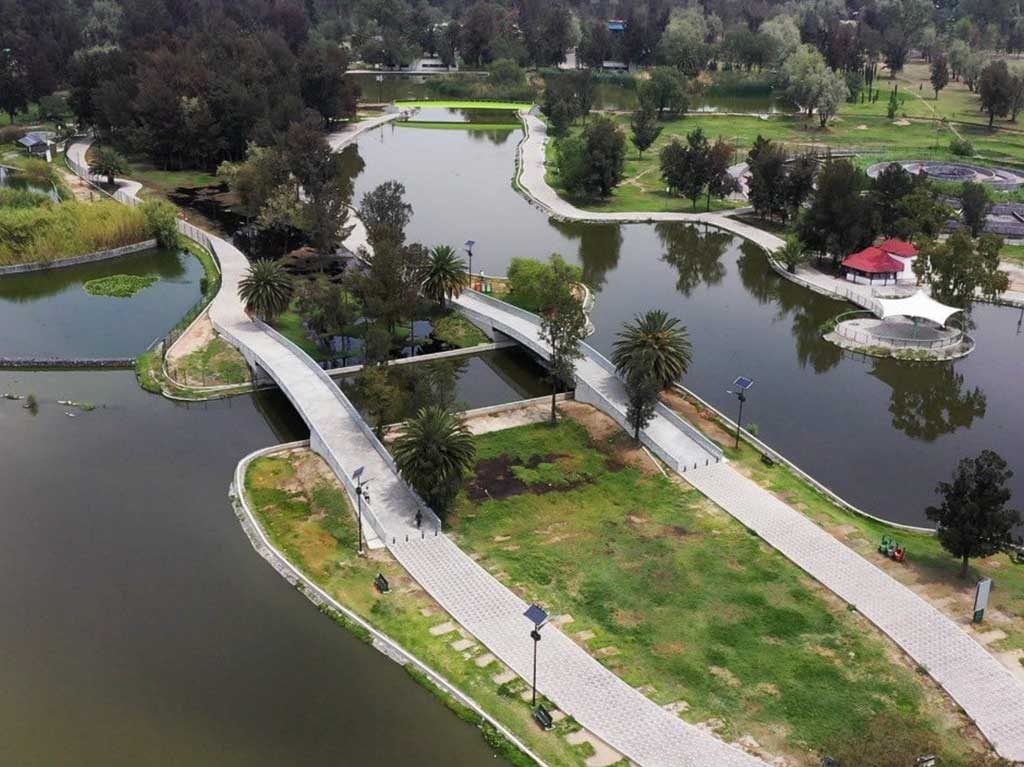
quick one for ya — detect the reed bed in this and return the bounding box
[0,199,150,266]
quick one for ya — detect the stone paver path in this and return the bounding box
[685,462,1024,761]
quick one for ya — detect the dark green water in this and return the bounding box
[345,124,1024,528]
[339,346,552,423]
[0,248,203,358]
[0,369,506,766]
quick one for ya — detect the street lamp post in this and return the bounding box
[375,74,384,103]
[354,468,371,555]
[464,240,475,288]
[726,376,754,449]
[524,604,549,708]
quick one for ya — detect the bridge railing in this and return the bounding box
[462,290,724,462]
[255,319,443,535]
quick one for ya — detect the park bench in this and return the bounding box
[533,705,554,731]
[374,573,390,594]
[760,453,775,467]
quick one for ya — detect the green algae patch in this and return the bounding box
[83,274,158,298]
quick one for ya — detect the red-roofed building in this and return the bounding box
[841,247,905,284]
[878,238,919,281]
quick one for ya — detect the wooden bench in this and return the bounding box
[374,573,390,594]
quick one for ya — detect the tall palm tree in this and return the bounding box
[419,244,468,310]
[238,259,294,322]
[392,406,476,517]
[777,236,808,274]
[611,310,693,389]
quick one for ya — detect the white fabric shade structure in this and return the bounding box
[876,291,962,326]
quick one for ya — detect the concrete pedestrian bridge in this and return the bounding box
[64,110,1024,765]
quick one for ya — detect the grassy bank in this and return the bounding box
[661,389,1024,656]
[244,449,594,767]
[168,336,249,387]
[447,404,987,765]
[546,111,1024,214]
[0,198,150,266]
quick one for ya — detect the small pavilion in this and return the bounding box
[878,238,919,280]
[841,246,905,284]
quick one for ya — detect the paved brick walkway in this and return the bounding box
[68,116,1024,764]
[685,463,1024,761]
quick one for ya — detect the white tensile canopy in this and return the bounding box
[876,291,962,326]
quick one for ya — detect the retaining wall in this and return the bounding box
[0,240,158,276]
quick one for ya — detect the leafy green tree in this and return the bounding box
[630,107,662,159]
[887,86,900,119]
[782,45,848,127]
[782,153,816,221]
[706,137,739,211]
[624,359,661,443]
[556,115,626,199]
[777,236,809,274]
[0,50,30,124]
[359,180,413,250]
[612,310,693,389]
[896,187,954,240]
[507,255,583,313]
[89,146,128,186]
[959,181,991,237]
[355,364,403,438]
[980,60,1014,128]
[914,230,1008,307]
[638,67,688,119]
[930,53,949,99]
[296,277,359,352]
[871,162,918,236]
[537,258,587,423]
[796,158,878,263]
[239,259,294,322]
[926,450,1020,577]
[660,128,710,210]
[393,405,476,517]
[746,135,787,221]
[419,244,468,310]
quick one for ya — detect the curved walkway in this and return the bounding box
[510,111,1024,761]
[65,129,770,766]
[67,113,1024,763]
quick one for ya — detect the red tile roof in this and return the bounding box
[842,247,905,274]
[879,238,918,257]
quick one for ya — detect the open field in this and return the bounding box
[447,404,987,766]
[546,110,1024,213]
[661,389,1024,660]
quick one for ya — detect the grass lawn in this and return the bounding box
[432,312,491,348]
[244,449,595,767]
[169,336,250,387]
[397,99,532,110]
[1001,243,1024,265]
[397,122,522,131]
[546,109,1024,214]
[661,389,1024,658]
[447,404,986,765]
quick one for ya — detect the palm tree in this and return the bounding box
[611,310,693,389]
[238,259,294,322]
[88,146,127,186]
[392,405,476,517]
[419,244,469,310]
[777,236,808,274]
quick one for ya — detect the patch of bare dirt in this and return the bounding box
[560,401,661,476]
[466,453,586,501]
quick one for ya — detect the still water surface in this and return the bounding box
[0,248,203,358]
[0,369,506,766]
[345,123,1024,527]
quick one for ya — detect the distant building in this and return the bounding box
[17,131,55,155]
[607,19,626,34]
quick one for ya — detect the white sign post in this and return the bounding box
[973,577,993,623]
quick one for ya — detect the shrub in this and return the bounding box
[950,137,974,156]
[141,199,180,248]
[506,254,583,312]
[0,187,49,208]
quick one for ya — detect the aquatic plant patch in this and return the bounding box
[83,274,158,298]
